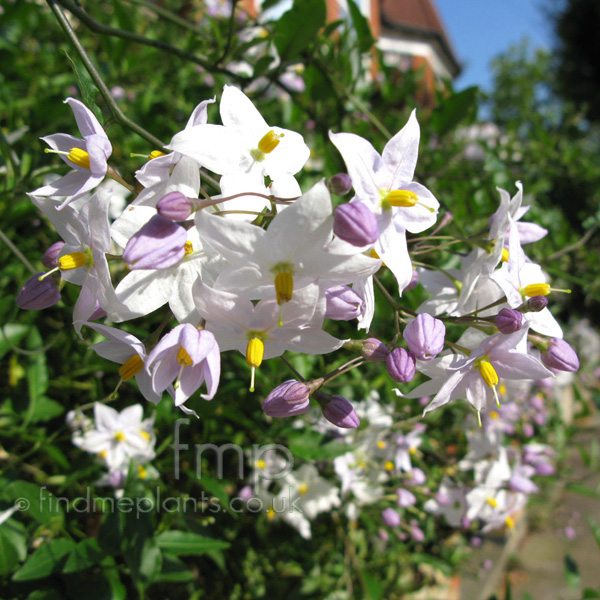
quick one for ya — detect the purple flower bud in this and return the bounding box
[526,295,549,312]
[404,270,419,292]
[509,468,538,494]
[333,202,378,247]
[530,394,545,411]
[262,380,311,418]
[403,314,446,360]
[359,338,390,362]
[157,191,194,221]
[396,488,417,507]
[541,338,580,372]
[533,461,554,476]
[471,536,482,548]
[495,308,523,334]
[325,285,364,320]
[42,241,65,269]
[328,173,353,195]
[382,508,401,527]
[406,468,426,486]
[564,526,576,539]
[386,348,416,382]
[321,395,360,429]
[522,423,534,438]
[123,215,187,270]
[238,486,254,502]
[17,273,61,310]
[409,520,425,542]
[379,528,389,542]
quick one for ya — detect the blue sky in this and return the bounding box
[434,0,556,91]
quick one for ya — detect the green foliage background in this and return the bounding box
[0,1,598,599]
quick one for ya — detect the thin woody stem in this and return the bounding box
[46,0,166,149]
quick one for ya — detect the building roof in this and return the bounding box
[379,0,462,78]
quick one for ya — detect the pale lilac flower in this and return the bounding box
[33,98,112,209]
[382,508,401,527]
[396,488,417,507]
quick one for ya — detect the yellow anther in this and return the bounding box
[409,447,417,455]
[478,361,499,388]
[115,431,126,443]
[505,516,515,529]
[274,272,293,305]
[138,464,147,479]
[67,147,90,169]
[384,461,395,471]
[266,507,275,520]
[184,241,194,255]
[246,338,264,369]
[58,252,88,270]
[258,130,284,154]
[246,337,264,393]
[148,150,166,160]
[358,460,366,469]
[523,283,551,297]
[99,450,107,459]
[255,459,266,469]
[489,411,500,420]
[118,354,144,381]
[498,384,507,395]
[140,430,151,441]
[176,346,194,367]
[377,440,387,449]
[486,497,498,508]
[501,248,510,262]
[299,483,308,496]
[368,248,386,267]
[385,190,418,207]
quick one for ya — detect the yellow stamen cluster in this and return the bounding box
[478,360,502,409]
[486,497,498,508]
[246,337,265,392]
[118,354,144,381]
[177,346,194,367]
[501,248,510,262]
[255,459,266,469]
[385,190,418,207]
[258,130,284,154]
[138,465,148,479]
[505,516,515,529]
[266,507,275,520]
[274,272,293,306]
[184,241,194,255]
[377,440,387,449]
[523,283,551,297]
[140,430,151,441]
[298,483,308,496]
[115,431,126,443]
[58,252,88,271]
[384,461,395,471]
[148,150,166,160]
[67,147,91,169]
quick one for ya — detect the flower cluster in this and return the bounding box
[18,85,582,536]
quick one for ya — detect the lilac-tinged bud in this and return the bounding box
[379,528,389,542]
[533,461,554,476]
[360,338,390,362]
[522,423,534,438]
[262,380,311,418]
[157,191,194,221]
[42,241,65,269]
[409,520,425,542]
[471,536,482,548]
[541,338,580,372]
[403,314,446,360]
[509,471,538,495]
[320,394,360,429]
[325,285,364,320]
[526,295,548,312]
[328,173,352,195]
[407,468,427,486]
[396,488,417,507]
[333,202,378,247]
[386,348,416,382]
[123,215,187,270]
[17,273,61,310]
[404,270,419,292]
[382,508,401,527]
[238,486,254,502]
[530,395,545,411]
[495,308,523,334]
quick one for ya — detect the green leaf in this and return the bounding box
[23,326,48,425]
[64,558,126,600]
[582,589,600,599]
[26,591,64,600]
[157,530,230,556]
[261,0,283,11]
[0,526,23,576]
[361,570,383,600]
[566,482,600,500]
[587,516,600,553]
[431,86,479,136]
[273,0,326,63]
[62,539,104,573]
[564,553,581,589]
[13,538,76,581]
[4,481,64,525]
[0,324,30,361]
[288,430,349,460]
[64,52,104,125]
[346,0,375,53]
[156,554,195,583]
[29,397,65,423]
